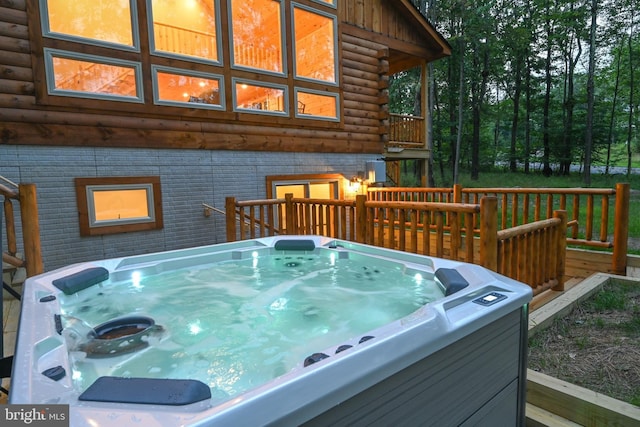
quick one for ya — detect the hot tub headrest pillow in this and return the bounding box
[274,239,316,251]
[79,376,211,406]
[435,268,469,296]
[52,267,109,295]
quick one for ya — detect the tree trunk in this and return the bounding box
[542,0,553,177]
[583,0,597,186]
[606,43,622,175]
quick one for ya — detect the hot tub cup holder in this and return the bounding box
[62,315,164,358]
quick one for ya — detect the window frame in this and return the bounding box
[232,78,289,116]
[294,87,340,121]
[75,176,164,236]
[291,2,339,86]
[44,48,145,103]
[146,0,223,66]
[33,0,342,127]
[151,65,225,110]
[266,173,344,199]
[228,0,287,77]
[39,0,140,52]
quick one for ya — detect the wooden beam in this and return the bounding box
[528,273,613,335]
[527,369,640,426]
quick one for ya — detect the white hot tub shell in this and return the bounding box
[10,236,532,426]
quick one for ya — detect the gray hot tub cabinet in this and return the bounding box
[302,307,528,427]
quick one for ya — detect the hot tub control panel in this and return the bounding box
[473,292,507,306]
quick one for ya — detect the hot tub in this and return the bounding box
[10,236,532,426]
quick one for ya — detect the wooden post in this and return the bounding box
[18,184,43,277]
[480,196,498,272]
[553,210,567,291]
[225,197,237,242]
[285,193,294,234]
[355,195,367,243]
[4,198,17,255]
[612,183,630,275]
[453,183,462,203]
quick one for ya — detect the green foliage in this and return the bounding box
[402,0,640,181]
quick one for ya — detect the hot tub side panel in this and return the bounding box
[300,308,528,427]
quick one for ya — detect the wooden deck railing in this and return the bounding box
[368,183,630,275]
[1,183,43,280]
[225,194,568,295]
[388,114,425,148]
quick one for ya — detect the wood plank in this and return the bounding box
[528,273,613,335]
[0,121,383,152]
[0,63,32,81]
[342,49,380,67]
[0,49,30,67]
[342,82,380,97]
[0,0,26,10]
[342,66,381,82]
[525,403,583,427]
[0,36,31,53]
[342,74,383,91]
[565,248,612,277]
[527,369,640,426]
[342,57,380,75]
[0,21,29,39]
[342,40,381,58]
[0,6,27,26]
[341,33,386,52]
[0,77,33,94]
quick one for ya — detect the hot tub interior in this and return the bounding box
[11,236,532,426]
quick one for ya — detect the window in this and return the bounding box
[233,79,287,115]
[149,0,221,64]
[44,49,143,102]
[38,1,340,121]
[292,4,337,84]
[153,66,224,109]
[295,89,338,120]
[267,174,343,199]
[41,0,138,49]
[75,177,163,236]
[230,0,284,74]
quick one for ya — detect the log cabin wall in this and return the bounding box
[1,0,392,153]
[0,0,448,271]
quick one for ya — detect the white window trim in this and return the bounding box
[146,0,223,66]
[228,0,288,77]
[294,87,340,121]
[232,77,289,117]
[151,65,225,110]
[291,2,339,86]
[86,183,156,228]
[44,48,144,103]
[39,0,140,52]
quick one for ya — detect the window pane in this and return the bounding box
[93,189,150,222]
[231,0,283,73]
[150,0,219,62]
[309,183,334,199]
[49,54,139,98]
[297,91,338,119]
[276,184,306,198]
[234,81,286,113]
[44,0,134,47]
[294,7,336,83]
[155,69,222,107]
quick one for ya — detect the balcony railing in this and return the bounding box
[388,113,426,148]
